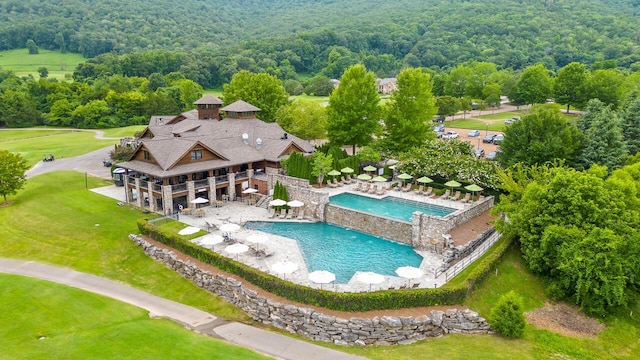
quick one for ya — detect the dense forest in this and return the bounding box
[2,0,640,84]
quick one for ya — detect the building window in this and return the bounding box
[242,111,253,117]
[191,149,202,160]
[143,151,150,160]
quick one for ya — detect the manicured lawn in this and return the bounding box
[0,129,71,141]
[100,126,147,138]
[0,171,247,321]
[0,49,85,80]
[0,130,117,166]
[0,274,271,360]
[446,118,505,132]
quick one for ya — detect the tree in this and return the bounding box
[584,69,625,109]
[26,39,38,54]
[0,150,28,204]
[553,62,588,113]
[146,73,167,92]
[223,70,289,123]
[483,83,501,108]
[275,100,327,140]
[576,99,627,172]
[283,79,303,96]
[0,90,42,128]
[37,67,48,79]
[513,64,552,105]
[54,32,66,53]
[304,75,334,96]
[498,105,582,168]
[435,96,460,116]
[620,91,640,155]
[326,64,380,154]
[379,67,437,154]
[311,152,333,185]
[490,291,525,338]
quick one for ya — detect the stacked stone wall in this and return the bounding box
[324,205,413,244]
[130,235,492,346]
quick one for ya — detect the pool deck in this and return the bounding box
[93,181,484,291]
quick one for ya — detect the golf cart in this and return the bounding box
[43,153,55,162]
[103,157,112,167]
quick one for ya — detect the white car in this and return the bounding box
[468,130,481,137]
[441,131,459,139]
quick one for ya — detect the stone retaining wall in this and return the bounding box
[130,235,492,345]
[324,205,413,244]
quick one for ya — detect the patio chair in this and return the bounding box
[461,193,471,203]
[423,187,433,197]
[414,185,424,195]
[333,178,342,187]
[439,189,451,199]
[341,176,350,184]
[376,185,386,196]
[286,209,293,219]
[368,184,377,194]
[297,208,305,220]
[450,191,461,201]
[327,180,337,188]
[279,209,287,219]
[402,183,412,192]
[268,207,276,218]
[353,182,362,191]
[360,183,370,192]
[205,221,217,231]
[476,195,486,202]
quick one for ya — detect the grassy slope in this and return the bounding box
[0,49,85,79]
[0,275,271,360]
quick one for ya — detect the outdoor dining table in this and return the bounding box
[182,207,193,215]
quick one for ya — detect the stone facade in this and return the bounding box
[130,235,492,346]
[325,205,413,244]
[269,174,328,221]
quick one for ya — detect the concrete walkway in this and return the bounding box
[0,259,366,360]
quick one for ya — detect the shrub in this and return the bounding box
[490,290,526,337]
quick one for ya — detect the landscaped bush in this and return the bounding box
[138,219,513,311]
[490,291,526,337]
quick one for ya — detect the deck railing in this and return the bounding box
[171,183,187,192]
[215,175,228,183]
[434,231,501,282]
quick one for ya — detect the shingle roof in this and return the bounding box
[220,100,261,112]
[193,94,223,105]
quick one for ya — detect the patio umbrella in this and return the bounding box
[178,226,201,235]
[371,175,387,182]
[246,233,268,251]
[198,234,224,248]
[340,167,354,174]
[287,200,304,208]
[242,188,258,194]
[327,169,341,176]
[395,266,424,287]
[225,243,249,260]
[363,165,377,172]
[464,184,484,199]
[397,173,413,180]
[444,180,461,188]
[219,223,240,233]
[269,199,287,207]
[272,260,299,279]
[356,271,385,291]
[417,176,434,184]
[357,174,372,181]
[308,270,336,289]
[190,197,209,208]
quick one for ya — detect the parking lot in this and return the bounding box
[442,127,502,158]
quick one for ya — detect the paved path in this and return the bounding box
[26,145,114,180]
[0,259,366,360]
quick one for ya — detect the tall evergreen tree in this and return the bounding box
[326,64,381,155]
[576,99,627,171]
[620,91,640,156]
[380,67,436,154]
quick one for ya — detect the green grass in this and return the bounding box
[0,274,271,360]
[0,171,247,321]
[0,129,116,166]
[0,49,85,80]
[100,126,147,138]
[0,128,72,141]
[446,118,506,132]
[290,93,330,104]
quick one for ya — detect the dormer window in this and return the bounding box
[191,149,203,160]
[143,150,150,160]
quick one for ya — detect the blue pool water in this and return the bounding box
[329,192,456,222]
[244,221,423,283]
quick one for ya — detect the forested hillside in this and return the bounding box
[2,0,639,73]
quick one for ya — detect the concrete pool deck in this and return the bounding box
[93,182,486,291]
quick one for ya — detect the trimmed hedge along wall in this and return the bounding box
[137,219,512,311]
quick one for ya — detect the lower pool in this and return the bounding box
[329,192,456,222]
[245,221,423,283]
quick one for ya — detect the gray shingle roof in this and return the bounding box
[193,94,223,105]
[220,100,261,112]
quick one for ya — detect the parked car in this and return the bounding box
[433,124,445,133]
[441,131,459,139]
[433,115,446,123]
[486,151,498,160]
[505,116,520,125]
[493,134,504,144]
[482,134,497,143]
[467,129,481,137]
[473,148,485,158]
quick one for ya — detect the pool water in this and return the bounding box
[245,221,423,283]
[329,192,456,222]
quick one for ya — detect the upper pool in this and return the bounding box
[244,221,423,283]
[329,192,456,222]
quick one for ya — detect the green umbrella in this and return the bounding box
[417,176,433,184]
[397,173,413,180]
[444,180,461,188]
[357,174,372,180]
[464,184,483,192]
[327,169,341,176]
[363,165,377,172]
[340,167,354,174]
[371,176,387,182]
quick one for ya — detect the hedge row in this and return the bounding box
[138,219,513,311]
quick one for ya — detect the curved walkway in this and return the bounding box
[0,258,366,360]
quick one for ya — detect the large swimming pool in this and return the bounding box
[244,221,423,283]
[329,192,456,222]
